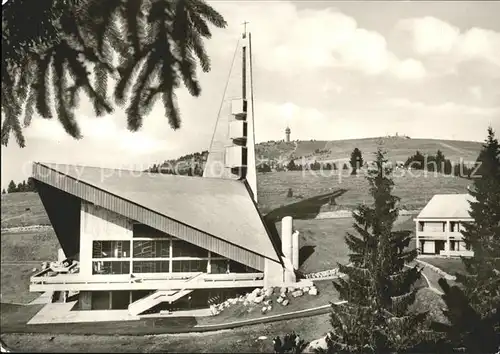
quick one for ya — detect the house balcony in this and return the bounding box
[30,268,264,292]
[416,231,465,239]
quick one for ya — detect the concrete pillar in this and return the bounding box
[282,257,296,284]
[445,220,451,257]
[292,230,299,269]
[264,258,284,287]
[281,216,293,261]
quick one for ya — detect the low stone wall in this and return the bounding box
[304,268,345,280]
[416,259,456,281]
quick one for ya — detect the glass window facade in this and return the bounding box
[228,260,258,273]
[172,260,208,273]
[133,260,170,273]
[172,240,208,258]
[92,261,130,274]
[210,260,228,274]
[133,240,170,258]
[92,241,130,258]
[89,224,258,276]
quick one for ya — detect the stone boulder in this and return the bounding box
[308,287,318,296]
[305,336,329,352]
[254,295,264,304]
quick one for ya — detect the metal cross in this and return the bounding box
[242,21,249,34]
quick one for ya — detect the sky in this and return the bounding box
[2,1,500,188]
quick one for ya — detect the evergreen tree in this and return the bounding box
[287,159,297,171]
[350,148,364,175]
[2,189,6,194]
[21,180,27,192]
[2,0,227,147]
[27,177,36,192]
[17,182,23,192]
[432,278,500,352]
[456,126,500,317]
[7,180,16,193]
[435,150,445,173]
[328,148,425,353]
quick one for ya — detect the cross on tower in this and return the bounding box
[242,21,249,38]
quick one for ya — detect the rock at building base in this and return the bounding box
[254,295,264,304]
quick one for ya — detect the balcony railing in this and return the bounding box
[30,271,264,291]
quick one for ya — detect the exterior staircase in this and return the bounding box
[128,273,202,316]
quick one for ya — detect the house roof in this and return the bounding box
[417,194,475,219]
[33,162,281,263]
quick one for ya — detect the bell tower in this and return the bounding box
[203,22,258,203]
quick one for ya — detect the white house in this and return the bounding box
[414,194,475,257]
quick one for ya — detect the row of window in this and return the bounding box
[92,259,256,275]
[92,240,208,259]
[417,221,466,233]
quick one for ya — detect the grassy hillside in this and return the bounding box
[258,171,471,215]
[1,230,59,304]
[1,192,49,229]
[256,137,482,165]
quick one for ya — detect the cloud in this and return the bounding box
[469,86,483,100]
[387,97,500,116]
[210,2,426,80]
[25,114,169,155]
[397,16,500,67]
[392,58,427,80]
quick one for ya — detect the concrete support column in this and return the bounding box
[264,258,285,287]
[445,220,451,257]
[281,216,293,261]
[292,230,299,269]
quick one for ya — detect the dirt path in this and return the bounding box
[438,142,474,159]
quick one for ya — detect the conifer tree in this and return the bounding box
[7,180,16,193]
[2,0,227,147]
[328,148,425,352]
[432,278,500,353]
[455,126,500,318]
[349,147,364,175]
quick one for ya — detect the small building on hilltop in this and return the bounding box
[414,194,475,257]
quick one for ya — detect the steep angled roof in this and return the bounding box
[34,162,281,263]
[417,194,475,219]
